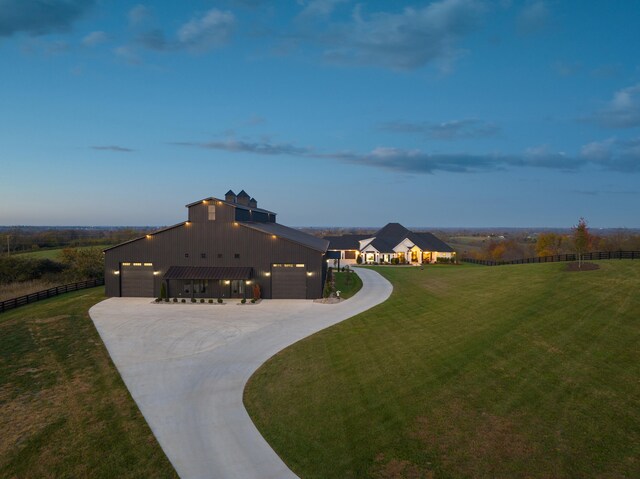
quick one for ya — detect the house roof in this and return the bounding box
[239,222,329,253]
[237,189,250,198]
[164,266,252,280]
[103,221,188,252]
[324,234,370,250]
[225,189,236,196]
[324,222,454,253]
[408,232,455,252]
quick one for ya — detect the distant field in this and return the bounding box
[0,288,177,478]
[245,262,640,478]
[16,244,113,261]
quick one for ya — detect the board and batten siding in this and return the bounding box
[105,202,325,299]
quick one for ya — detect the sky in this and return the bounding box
[1,0,639,228]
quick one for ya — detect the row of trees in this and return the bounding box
[0,247,104,284]
[476,218,640,264]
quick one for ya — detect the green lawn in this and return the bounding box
[245,261,640,478]
[16,244,113,261]
[333,270,363,299]
[0,288,177,478]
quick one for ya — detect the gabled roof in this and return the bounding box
[407,232,455,252]
[239,222,329,253]
[103,222,188,252]
[185,196,276,215]
[237,189,250,198]
[225,189,236,196]
[324,234,369,250]
[324,222,453,253]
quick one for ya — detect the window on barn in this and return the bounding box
[208,205,216,220]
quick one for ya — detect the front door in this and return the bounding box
[231,280,245,298]
[411,250,418,263]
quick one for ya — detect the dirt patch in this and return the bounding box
[411,400,539,478]
[33,315,70,324]
[565,262,600,272]
[372,454,432,479]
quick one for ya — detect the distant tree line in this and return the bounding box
[0,247,105,284]
[472,220,640,262]
[1,227,154,255]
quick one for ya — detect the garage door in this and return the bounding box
[121,263,155,297]
[271,263,307,299]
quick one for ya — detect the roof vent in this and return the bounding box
[236,189,250,206]
[225,190,237,203]
[249,197,257,208]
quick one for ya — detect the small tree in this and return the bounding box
[573,217,592,269]
[252,283,261,300]
[160,282,167,299]
[356,254,362,265]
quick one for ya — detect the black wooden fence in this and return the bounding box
[461,250,640,266]
[0,278,105,314]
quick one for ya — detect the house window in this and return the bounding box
[185,253,189,258]
[217,253,223,258]
[201,253,206,259]
[194,280,208,293]
[208,205,216,220]
[234,253,240,259]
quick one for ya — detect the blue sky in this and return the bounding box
[1,0,639,227]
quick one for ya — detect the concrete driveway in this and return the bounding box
[89,268,392,479]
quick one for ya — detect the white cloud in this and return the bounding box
[82,30,107,46]
[595,83,640,128]
[177,9,235,52]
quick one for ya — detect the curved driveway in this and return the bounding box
[89,268,392,479]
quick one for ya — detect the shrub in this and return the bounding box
[172,298,178,303]
[253,284,261,300]
[323,282,332,298]
[200,298,205,303]
[217,298,223,304]
[155,298,161,303]
[208,299,214,304]
[191,298,196,303]
[241,298,246,304]
[181,299,186,303]
[356,255,362,265]
[164,297,170,302]
[251,298,256,303]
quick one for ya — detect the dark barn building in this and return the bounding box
[104,190,329,299]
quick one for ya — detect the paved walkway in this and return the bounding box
[89,268,392,479]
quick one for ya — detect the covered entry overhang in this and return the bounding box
[163,266,253,299]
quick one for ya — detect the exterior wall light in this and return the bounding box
[265,272,271,276]
[146,234,152,239]
[306,272,313,276]
[114,270,120,275]
[185,221,191,226]
[202,200,207,204]
[224,280,231,284]
[153,271,160,276]
[272,235,277,239]
[245,280,252,285]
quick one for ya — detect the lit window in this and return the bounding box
[133,262,142,266]
[143,263,152,266]
[208,205,216,220]
[295,264,305,268]
[122,262,131,266]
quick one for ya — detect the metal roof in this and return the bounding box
[237,189,250,198]
[239,222,329,252]
[103,222,187,252]
[164,266,252,280]
[185,196,276,215]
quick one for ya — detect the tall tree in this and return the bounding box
[573,217,592,269]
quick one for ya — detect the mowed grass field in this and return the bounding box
[16,244,113,261]
[0,288,177,478]
[245,261,640,478]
